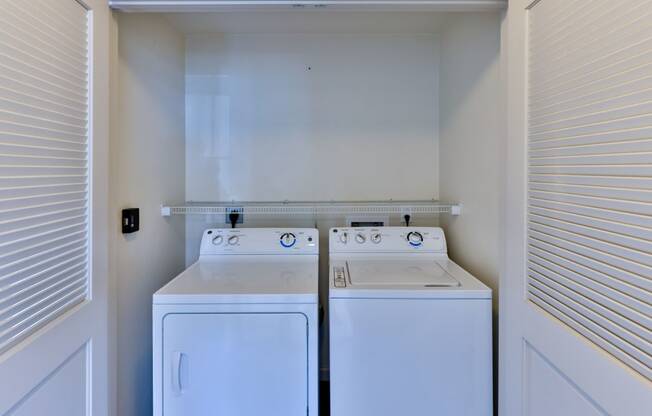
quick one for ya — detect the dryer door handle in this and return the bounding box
[172,351,185,394]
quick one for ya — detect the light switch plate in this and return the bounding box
[122,208,139,233]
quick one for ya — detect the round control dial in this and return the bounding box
[371,233,382,244]
[211,235,223,245]
[355,233,367,244]
[339,232,349,244]
[227,235,239,246]
[280,232,297,248]
[407,231,424,246]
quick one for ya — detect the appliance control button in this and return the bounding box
[407,231,424,246]
[371,233,382,244]
[355,233,366,244]
[227,235,239,246]
[280,232,297,248]
[211,235,223,245]
[333,267,346,287]
[339,232,349,244]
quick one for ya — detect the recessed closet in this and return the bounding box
[110,3,504,415]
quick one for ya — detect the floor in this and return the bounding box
[320,381,330,415]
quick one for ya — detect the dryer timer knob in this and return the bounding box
[227,235,239,245]
[280,232,297,248]
[212,235,223,245]
[355,233,367,244]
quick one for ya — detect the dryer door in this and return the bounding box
[162,313,308,416]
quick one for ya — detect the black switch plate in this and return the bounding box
[122,208,139,234]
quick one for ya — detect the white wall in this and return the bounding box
[439,12,503,310]
[185,33,440,202]
[110,13,186,416]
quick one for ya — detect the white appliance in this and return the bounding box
[153,228,319,416]
[329,227,492,416]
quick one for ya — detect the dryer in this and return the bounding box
[153,228,319,416]
[329,227,492,416]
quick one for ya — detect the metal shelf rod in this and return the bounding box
[160,200,462,216]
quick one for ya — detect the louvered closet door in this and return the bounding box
[0,0,90,355]
[527,0,652,380]
[0,1,110,415]
[502,1,652,416]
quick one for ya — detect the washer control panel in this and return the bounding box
[330,227,446,253]
[200,228,318,255]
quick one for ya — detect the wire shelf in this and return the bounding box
[160,200,462,217]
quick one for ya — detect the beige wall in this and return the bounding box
[439,13,503,410]
[439,12,503,411]
[439,12,503,311]
[110,12,186,416]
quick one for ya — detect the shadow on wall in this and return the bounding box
[112,12,186,416]
[437,11,504,415]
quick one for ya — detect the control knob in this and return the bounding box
[355,233,367,244]
[211,235,223,245]
[407,231,424,246]
[370,233,382,244]
[280,232,297,248]
[339,232,349,244]
[227,235,239,246]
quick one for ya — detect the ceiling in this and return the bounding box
[165,11,456,34]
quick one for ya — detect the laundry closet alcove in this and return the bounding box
[109,4,503,415]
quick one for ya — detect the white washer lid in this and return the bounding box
[347,259,459,287]
[154,255,318,304]
[330,254,492,299]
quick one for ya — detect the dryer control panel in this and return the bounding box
[330,227,446,254]
[200,228,318,255]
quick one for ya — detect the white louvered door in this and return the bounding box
[502,1,652,415]
[0,1,110,415]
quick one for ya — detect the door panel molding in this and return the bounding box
[522,302,650,416]
[4,343,89,416]
[523,341,607,416]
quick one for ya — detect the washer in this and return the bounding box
[153,228,319,416]
[329,227,492,416]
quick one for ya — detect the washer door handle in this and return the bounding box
[172,351,185,394]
